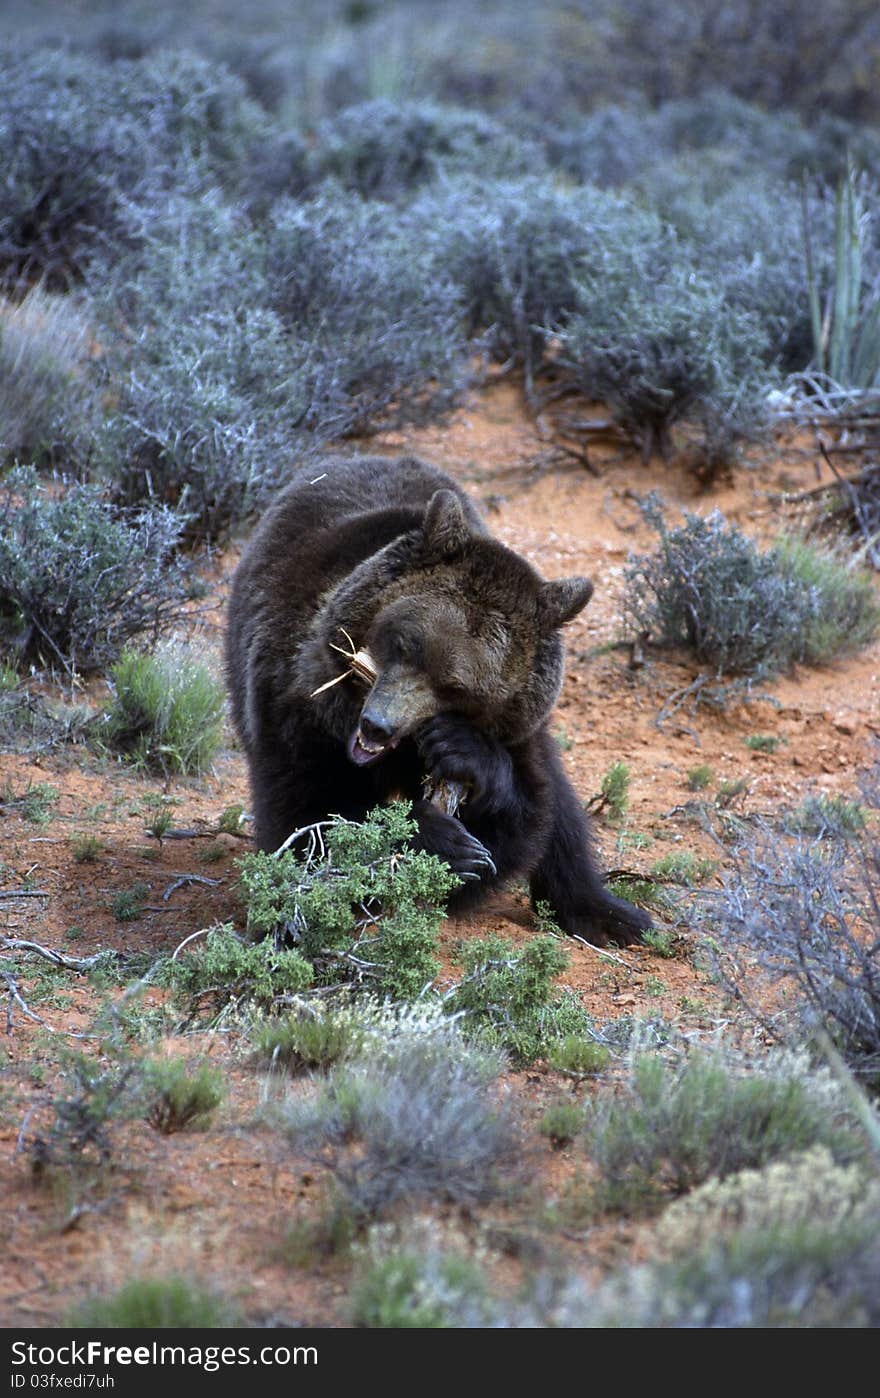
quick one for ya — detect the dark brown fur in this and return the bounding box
[226,454,650,945]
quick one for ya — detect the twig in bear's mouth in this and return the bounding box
[310,627,378,697]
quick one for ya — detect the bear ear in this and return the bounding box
[422,489,470,558]
[540,576,594,628]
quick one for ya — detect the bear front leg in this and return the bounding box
[528,733,651,947]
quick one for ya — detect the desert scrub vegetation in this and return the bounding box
[237,803,457,1001]
[0,285,96,468]
[68,1276,240,1329]
[708,812,880,1086]
[308,99,543,198]
[0,466,188,676]
[624,504,879,684]
[157,925,314,1027]
[582,1046,864,1215]
[141,1057,224,1135]
[99,642,225,777]
[277,1012,518,1224]
[445,932,597,1064]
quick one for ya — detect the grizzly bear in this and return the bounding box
[226,454,650,946]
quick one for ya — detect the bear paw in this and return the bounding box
[411,800,498,883]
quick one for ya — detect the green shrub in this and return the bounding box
[101,643,225,776]
[238,803,456,1001]
[687,765,713,790]
[786,792,867,838]
[157,924,314,1024]
[251,1008,359,1074]
[584,1048,861,1215]
[142,1058,224,1134]
[68,1276,240,1328]
[539,1099,585,1149]
[597,761,630,824]
[447,932,594,1063]
[352,1232,493,1328]
[547,1035,611,1077]
[0,466,188,675]
[651,851,717,886]
[625,505,879,682]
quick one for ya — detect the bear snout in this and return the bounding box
[348,708,402,766]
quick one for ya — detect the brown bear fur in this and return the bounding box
[226,453,650,946]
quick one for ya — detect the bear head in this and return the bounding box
[303,489,594,766]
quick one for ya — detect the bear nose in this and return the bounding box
[359,711,395,746]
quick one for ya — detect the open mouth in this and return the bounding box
[347,726,401,767]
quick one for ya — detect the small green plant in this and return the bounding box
[547,1036,611,1077]
[554,726,574,751]
[651,851,717,886]
[744,733,783,752]
[111,882,149,923]
[144,806,175,842]
[594,762,630,823]
[716,777,749,808]
[71,833,103,863]
[7,781,60,826]
[0,284,95,468]
[351,1240,492,1328]
[142,1058,224,1135]
[539,1100,585,1149]
[643,928,678,958]
[252,1009,358,1073]
[272,1201,360,1267]
[218,804,247,835]
[804,161,880,391]
[23,1054,143,1173]
[101,643,225,777]
[687,764,714,790]
[68,1276,240,1329]
[606,874,669,912]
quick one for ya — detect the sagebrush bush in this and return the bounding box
[90,192,303,540]
[142,1057,224,1134]
[708,819,880,1085]
[406,178,659,385]
[0,45,270,286]
[100,642,225,776]
[280,1020,518,1220]
[560,240,772,462]
[351,1223,494,1328]
[238,803,457,1001]
[0,286,96,467]
[624,505,879,681]
[583,1048,862,1214]
[309,99,543,198]
[0,466,188,675]
[251,1006,360,1074]
[266,190,468,436]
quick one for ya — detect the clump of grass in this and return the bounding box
[687,764,713,790]
[0,286,95,468]
[584,1047,862,1216]
[0,466,188,676]
[643,928,678,959]
[539,1100,586,1149]
[351,1228,493,1328]
[68,1276,240,1329]
[100,642,225,777]
[142,1058,224,1135]
[547,1036,611,1078]
[71,834,103,864]
[1,780,60,826]
[744,733,783,752]
[625,503,879,683]
[447,933,594,1064]
[251,1008,359,1074]
[111,882,149,923]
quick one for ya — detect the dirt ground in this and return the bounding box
[1,378,878,1326]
